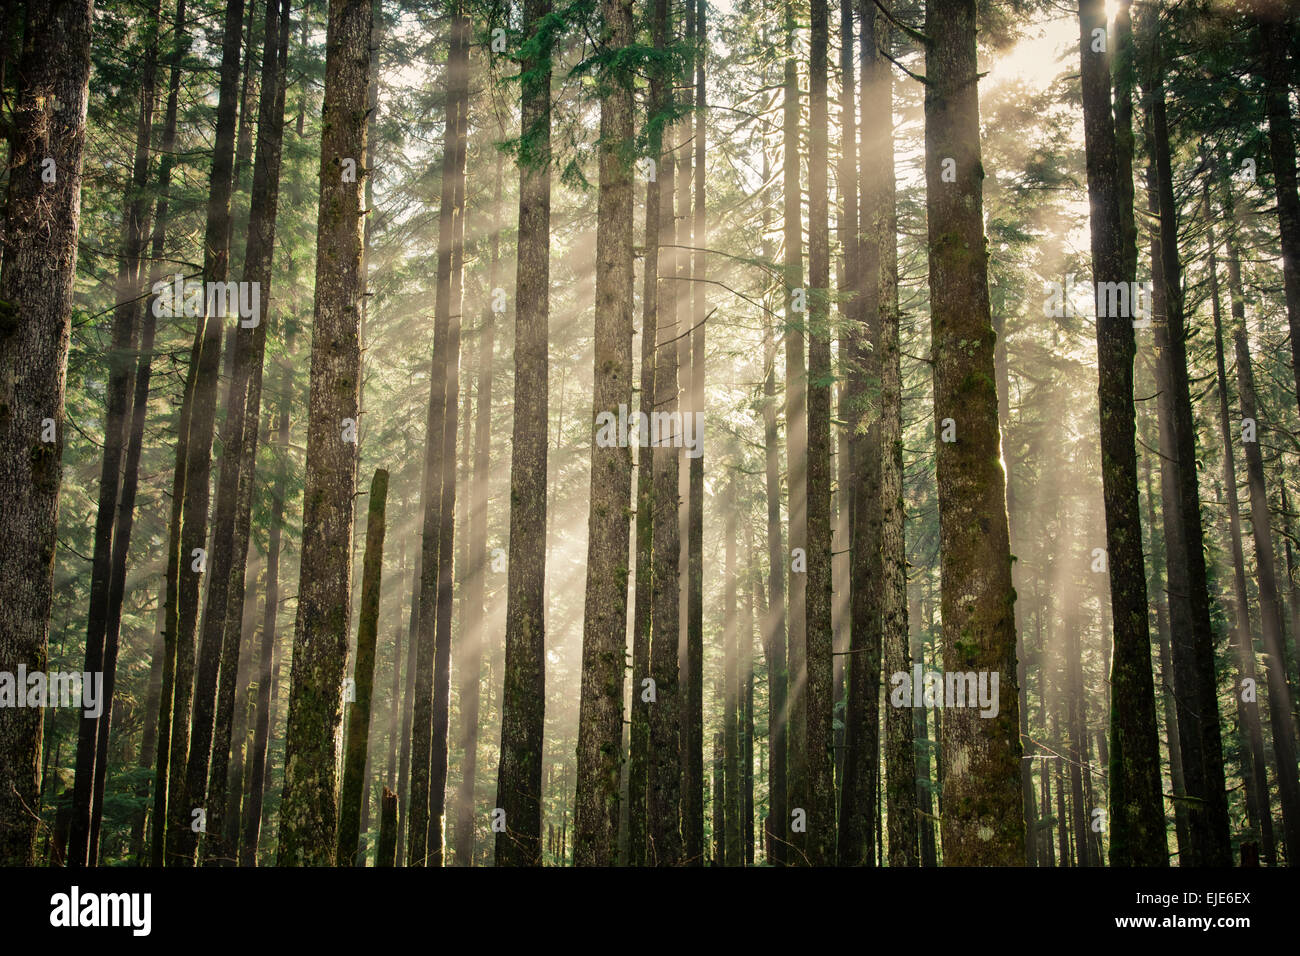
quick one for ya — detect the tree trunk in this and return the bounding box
[802,0,836,869]
[573,0,634,867]
[276,0,373,865]
[69,0,161,868]
[781,0,808,865]
[0,0,93,866]
[923,0,1024,865]
[1258,12,1300,420]
[1140,15,1232,865]
[454,153,503,868]
[1076,0,1166,866]
[723,482,741,865]
[240,329,293,866]
[494,0,553,867]
[683,0,708,870]
[1223,189,1300,862]
[1204,188,1276,864]
[202,0,292,867]
[377,787,399,866]
[338,470,389,865]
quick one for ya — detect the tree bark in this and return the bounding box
[923,0,1024,865]
[573,0,634,866]
[1076,0,1166,866]
[338,470,389,865]
[276,0,373,865]
[494,0,553,867]
[0,0,93,867]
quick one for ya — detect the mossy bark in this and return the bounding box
[923,0,1025,865]
[276,0,372,866]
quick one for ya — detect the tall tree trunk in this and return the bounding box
[1076,0,1166,866]
[276,0,373,865]
[645,0,684,869]
[240,329,292,867]
[69,0,161,868]
[494,0,553,868]
[683,0,708,870]
[1140,15,1232,865]
[454,154,503,868]
[409,4,470,868]
[759,135,788,865]
[923,0,1024,865]
[723,481,741,865]
[1223,189,1300,862]
[0,0,93,867]
[203,0,292,866]
[781,0,808,865]
[838,0,881,868]
[165,0,245,865]
[573,0,634,867]
[802,0,836,869]
[338,469,389,865]
[872,7,917,868]
[1258,12,1300,419]
[147,0,191,867]
[1205,188,1276,864]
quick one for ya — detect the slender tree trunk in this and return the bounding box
[276,0,373,865]
[1258,13,1300,419]
[1141,15,1232,865]
[760,139,788,865]
[1076,0,1166,866]
[203,0,292,866]
[723,482,741,865]
[1205,190,1276,864]
[338,470,389,865]
[165,0,245,865]
[781,0,809,865]
[495,0,553,867]
[683,0,708,870]
[0,0,93,865]
[1223,191,1300,862]
[240,330,292,866]
[923,0,1024,865]
[146,0,191,867]
[573,0,634,867]
[69,0,161,867]
[454,155,503,868]
[377,787,399,866]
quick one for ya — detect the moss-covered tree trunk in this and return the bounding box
[923,0,1024,866]
[338,469,389,865]
[0,0,93,868]
[275,0,373,865]
[573,0,634,867]
[494,0,553,868]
